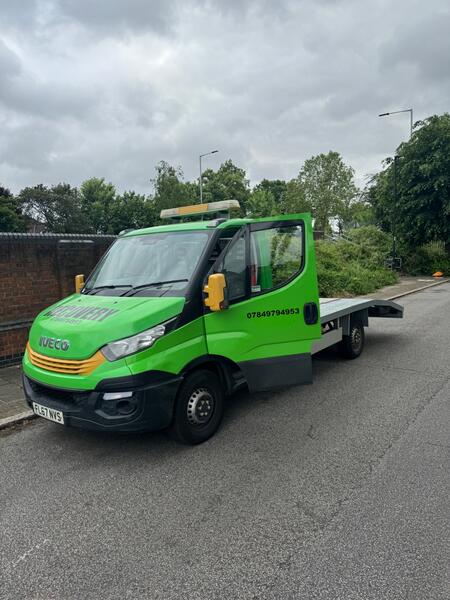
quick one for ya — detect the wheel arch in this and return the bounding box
[180,354,244,396]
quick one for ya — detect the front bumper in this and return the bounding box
[23,370,182,433]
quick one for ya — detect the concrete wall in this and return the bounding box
[0,233,115,366]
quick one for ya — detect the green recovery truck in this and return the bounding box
[23,201,403,444]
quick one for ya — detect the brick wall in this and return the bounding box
[0,233,116,366]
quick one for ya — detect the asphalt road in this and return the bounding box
[1,284,449,600]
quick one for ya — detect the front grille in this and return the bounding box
[27,378,90,407]
[26,343,105,375]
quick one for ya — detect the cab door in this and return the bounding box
[203,214,322,392]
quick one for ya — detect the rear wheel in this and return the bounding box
[340,318,365,359]
[168,369,224,445]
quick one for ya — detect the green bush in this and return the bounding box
[316,229,397,297]
[345,226,392,268]
[403,241,450,276]
[345,225,392,252]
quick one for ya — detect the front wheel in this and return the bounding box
[339,319,365,359]
[168,370,225,445]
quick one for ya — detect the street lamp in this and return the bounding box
[378,108,413,270]
[199,150,218,203]
[379,108,413,138]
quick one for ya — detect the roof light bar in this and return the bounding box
[160,200,240,220]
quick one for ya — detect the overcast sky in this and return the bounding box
[1,0,449,195]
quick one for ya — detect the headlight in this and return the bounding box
[101,323,166,361]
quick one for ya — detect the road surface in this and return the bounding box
[1,283,449,599]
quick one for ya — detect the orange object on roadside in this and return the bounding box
[433,271,444,278]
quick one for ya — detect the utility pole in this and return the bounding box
[199,150,218,203]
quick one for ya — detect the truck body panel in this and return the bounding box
[21,210,404,440]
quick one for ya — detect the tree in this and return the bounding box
[368,113,450,248]
[246,189,277,217]
[0,186,25,232]
[151,161,197,215]
[80,178,116,234]
[201,159,250,210]
[19,183,88,233]
[253,179,287,205]
[297,151,358,232]
[108,191,156,234]
[281,179,311,215]
[344,199,375,229]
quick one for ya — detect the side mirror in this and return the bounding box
[75,274,85,294]
[203,273,227,312]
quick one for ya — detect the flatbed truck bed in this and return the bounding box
[312,297,403,355]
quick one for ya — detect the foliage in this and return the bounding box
[79,178,116,234]
[403,241,450,276]
[19,183,88,233]
[201,159,250,211]
[297,151,358,232]
[108,191,155,234]
[344,226,392,265]
[253,179,287,205]
[18,180,157,235]
[343,199,375,229]
[251,178,313,216]
[281,179,311,215]
[152,161,197,214]
[316,227,397,296]
[0,186,25,232]
[246,188,277,217]
[368,113,450,249]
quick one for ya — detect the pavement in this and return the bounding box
[0,281,449,599]
[0,364,27,422]
[360,274,449,300]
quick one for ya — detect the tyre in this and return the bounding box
[168,369,225,445]
[339,318,365,359]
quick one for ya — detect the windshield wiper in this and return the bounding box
[123,279,189,297]
[84,284,132,295]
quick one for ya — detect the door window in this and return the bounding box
[250,224,303,293]
[222,231,247,301]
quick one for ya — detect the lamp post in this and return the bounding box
[392,155,399,267]
[378,108,413,138]
[199,150,218,203]
[378,108,413,269]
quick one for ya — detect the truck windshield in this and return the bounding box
[84,232,210,296]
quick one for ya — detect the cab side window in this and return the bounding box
[250,225,303,293]
[222,231,247,301]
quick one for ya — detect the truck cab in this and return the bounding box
[23,202,402,444]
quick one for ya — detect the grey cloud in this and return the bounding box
[381,11,450,83]
[0,0,449,194]
[0,0,40,27]
[0,38,21,78]
[0,119,60,170]
[0,77,97,121]
[57,0,176,36]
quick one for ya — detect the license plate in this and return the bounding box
[32,402,65,425]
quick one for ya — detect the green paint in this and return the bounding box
[28,295,185,359]
[204,214,321,362]
[24,212,322,392]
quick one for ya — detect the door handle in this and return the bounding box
[303,302,318,325]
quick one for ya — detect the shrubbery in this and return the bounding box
[316,226,397,297]
[403,241,450,276]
